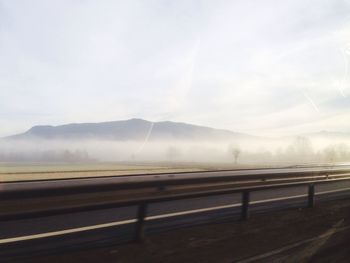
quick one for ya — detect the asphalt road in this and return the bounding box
[1,166,350,261]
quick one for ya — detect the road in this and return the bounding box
[1,165,350,261]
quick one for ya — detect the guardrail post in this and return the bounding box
[241,191,250,221]
[135,203,148,242]
[308,184,315,208]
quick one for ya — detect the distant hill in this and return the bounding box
[7,118,255,141]
[304,131,350,140]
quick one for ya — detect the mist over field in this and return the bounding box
[1,133,350,165]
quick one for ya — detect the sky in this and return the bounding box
[1,0,350,137]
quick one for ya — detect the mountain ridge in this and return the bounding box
[6,118,256,141]
[5,118,350,142]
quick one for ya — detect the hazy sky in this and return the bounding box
[1,0,350,137]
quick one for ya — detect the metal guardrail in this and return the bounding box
[2,175,350,241]
[1,166,350,200]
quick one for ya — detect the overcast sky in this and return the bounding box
[1,0,350,137]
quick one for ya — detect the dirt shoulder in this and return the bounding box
[14,197,350,263]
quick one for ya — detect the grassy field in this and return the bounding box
[0,162,208,182]
[0,161,290,182]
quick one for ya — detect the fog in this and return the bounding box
[1,136,350,166]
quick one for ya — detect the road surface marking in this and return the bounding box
[0,219,137,244]
[317,187,350,195]
[146,203,241,220]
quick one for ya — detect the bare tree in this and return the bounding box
[323,146,336,163]
[229,144,241,164]
[166,146,181,161]
[286,136,313,163]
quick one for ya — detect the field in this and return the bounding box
[0,162,209,182]
[0,161,289,182]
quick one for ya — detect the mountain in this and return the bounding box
[304,131,350,140]
[298,131,350,144]
[6,118,254,142]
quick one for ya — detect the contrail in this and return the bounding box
[303,91,319,113]
[334,16,350,97]
[338,47,349,97]
[168,38,201,111]
[134,121,155,155]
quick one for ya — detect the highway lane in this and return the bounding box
[3,192,350,263]
[2,189,350,262]
[2,166,350,260]
[2,180,350,240]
